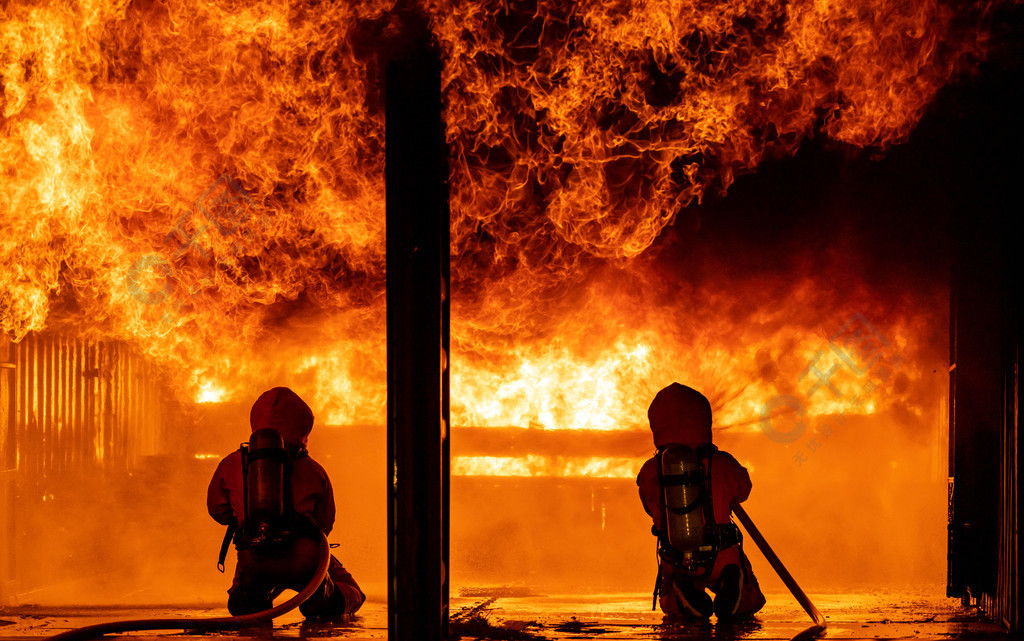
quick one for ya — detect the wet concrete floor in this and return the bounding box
[0,590,1011,640]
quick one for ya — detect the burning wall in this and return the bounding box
[0,333,178,602]
[0,0,1011,603]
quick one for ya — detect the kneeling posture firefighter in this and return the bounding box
[207,387,365,619]
[637,383,765,620]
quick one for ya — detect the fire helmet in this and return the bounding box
[648,383,713,448]
[249,387,314,449]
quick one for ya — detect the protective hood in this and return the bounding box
[249,387,314,449]
[648,383,713,448]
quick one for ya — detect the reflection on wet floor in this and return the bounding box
[450,591,1008,640]
[0,591,1010,640]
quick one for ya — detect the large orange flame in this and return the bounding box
[0,0,990,445]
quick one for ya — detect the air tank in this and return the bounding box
[246,428,286,531]
[660,444,706,555]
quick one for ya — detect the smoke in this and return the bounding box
[2,0,1020,606]
[13,458,229,605]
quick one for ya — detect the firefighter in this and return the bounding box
[636,383,765,620]
[207,387,365,619]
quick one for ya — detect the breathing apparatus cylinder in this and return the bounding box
[660,444,707,564]
[245,428,288,545]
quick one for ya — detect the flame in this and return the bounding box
[435,0,988,266]
[0,0,987,474]
[195,380,227,404]
[452,455,638,478]
[451,276,927,433]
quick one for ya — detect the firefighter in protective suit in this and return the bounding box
[636,383,765,620]
[207,387,365,619]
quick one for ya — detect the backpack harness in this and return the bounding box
[217,429,302,572]
[651,443,743,609]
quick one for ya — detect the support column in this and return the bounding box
[0,338,17,601]
[385,27,451,641]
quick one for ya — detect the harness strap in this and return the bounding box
[248,447,289,464]
[215,444,250,568]
[215,444,248,569]
[661,470,704,486]
[701,448,717,551]
[666,500,703,515]
[217,521,236,573]
[240,443,249,526]
[652,563,661,611]
[716,522,743,549]
[652,532,662,611]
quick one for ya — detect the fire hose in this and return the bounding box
[733,504,827,640]
[46,532,331,641]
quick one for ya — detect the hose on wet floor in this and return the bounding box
[734,504,827,640]
[45,508,820,640]
[46,532,331,641]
